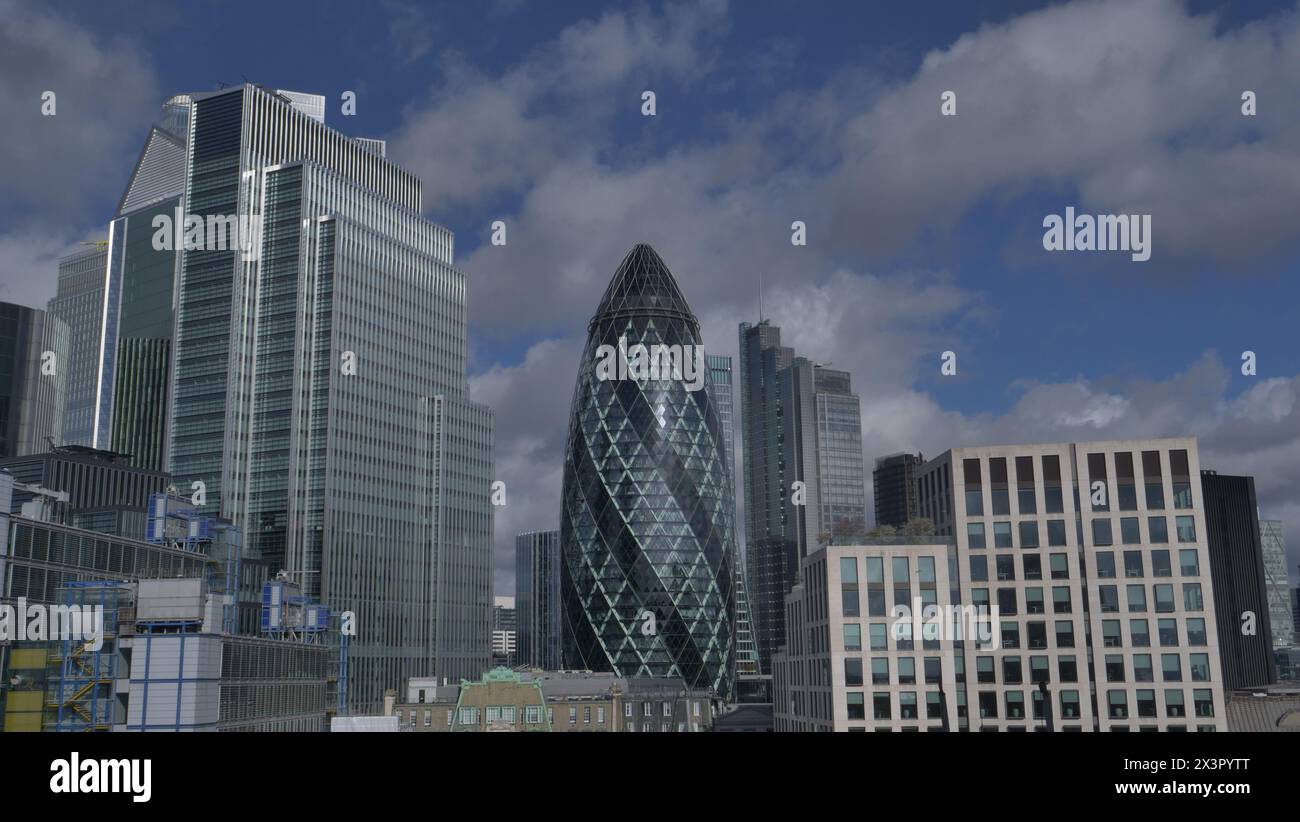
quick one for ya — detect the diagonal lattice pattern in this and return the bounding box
[561,244,736,699]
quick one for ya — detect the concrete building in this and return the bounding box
[515,529,562,670]
[0,302,67,460]
[390,667,716,732]
[492,596,516,668]
[1260,521,1294,649]
[774,439,1228,732]
[873,452,924,529]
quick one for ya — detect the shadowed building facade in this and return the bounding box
[560,244,736,699]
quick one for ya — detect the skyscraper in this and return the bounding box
[0,303,67,459]
[102,97,190,471]
[48,245,108,449]
[707,352,760,681]
[561,244,736,698]
[1259,520,1294,648]
[164,84,493,710]
[811,366,866,537]
[738,322,867,673]
[1200,471,1276,688]
[516,529,563,670]
[874,452,924,529]
[492,596,517,668]
[739,321,794,673]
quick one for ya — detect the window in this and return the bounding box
[964,458,984,515]
[1154,584,1175,613]
[1162,654,1182,682]
[1099,585,1119,612]
[926,691,944,720]
[872,658,889,685]
[1023,554,1042,580]
[866,557,886,616]
[1102,620,1122,648]
[1126,584,1147,612]
[1027,621,1048,649]
[1175,516,1196,543]
[845,658,864,687]
[997,588,1017,615]
[1050,553,1069,579]
[1001,621,1020,649]
[569,707,578,724]
[1016,456,1037,514]
[1193,689,1214,718]
[526,705,542,724]
[1183,583,1203,611]
[424,710,432,727]
[1190,653,1210,682]
[1006,691,1025,719]
[1060,690,1080,719]
[873,693,891,720]
[458,707,479,725]
[1178,549,1199,576]
[625,703,633,717]
[1003,656,1023,684]
[900,692,919,720]
[1058,656,1078,682]
[1130,619,1151,647]
[1134,654,1154,682]
[1158,618,1179,646]
[1187,618,1207,646]
[994,522,1013,549]
[996,555,1016,581]
[924,657,942,684]
[991,458,1010,515]
[977,656,996,684]
[662,702,672,717]
[844,624,862,651]
[1105,654,1125,682]
[847,692,865,720]
[1165,689,1186,718]
[1052,586,1072,613]
[1092,519,1113,546]
[1055,621,1075,648]
[1137,689,1157,718]
[1030,656,1050,684]
[1108,690,1129,719]
[1148,516,1169,543]
[840,557,859,617]
[1152,550,1172,577]
[584,706,592,724]
[1123,551,1144,578]
[898,657,916,684]
[1047,519,1067,547]
[1019,521,1039,548]
[1096,551,1116,578]
[1120,517,1140,545]
[966,522,986,550]
[1026,587,1045,614]
[1143,451,1164,508]
[978,692,998,719]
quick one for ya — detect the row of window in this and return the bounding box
[965,515,1195,550]
[844,614,1210,652]
[847,687,1214,722]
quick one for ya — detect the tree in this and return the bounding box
[902,517,936,536]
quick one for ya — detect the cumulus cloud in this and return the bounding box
[395,0,1300,591]
[0,0,160,306]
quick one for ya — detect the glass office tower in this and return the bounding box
[167,84,493,710]
[561,244,736,698]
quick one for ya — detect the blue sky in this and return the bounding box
[3,0,1299,589]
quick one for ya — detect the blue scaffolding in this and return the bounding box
[50,581,131,732]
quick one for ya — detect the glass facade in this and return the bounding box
[516,529,563,670]
[561,244,736,698]
[1260,520,1294,648]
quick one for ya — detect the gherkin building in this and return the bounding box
[561,244,736,699]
